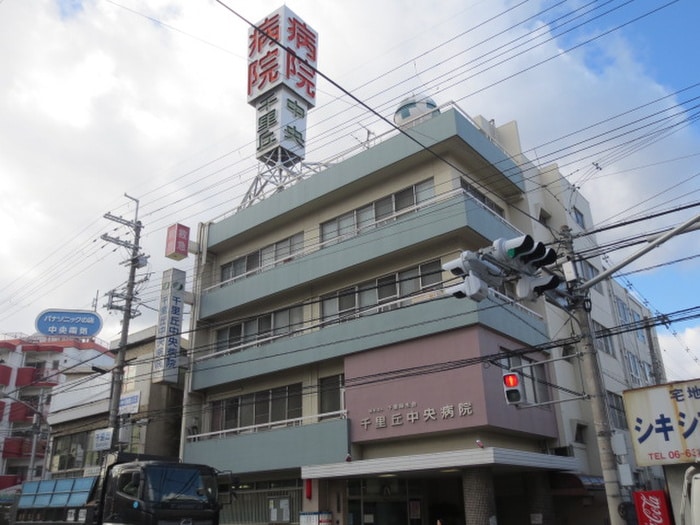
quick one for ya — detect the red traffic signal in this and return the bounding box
[502,371,525,405]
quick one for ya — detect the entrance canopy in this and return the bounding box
[302,447,579,479]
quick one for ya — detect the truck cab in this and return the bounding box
[13,453,233,525]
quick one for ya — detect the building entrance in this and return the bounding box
[347,477,463,525]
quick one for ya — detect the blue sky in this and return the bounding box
[0,0,699,379]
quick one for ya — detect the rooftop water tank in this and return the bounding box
[393,95,440,128]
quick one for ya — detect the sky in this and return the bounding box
[0,0,699,381]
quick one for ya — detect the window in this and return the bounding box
[215,306,303,353]
[615,297,630,325]
[118,471,140,497]
[574,423,587,444]
[578,260,602,293]
[460,177,504,217]
[319,375,343,418]
[211,384,303,433]
[51,433,88,471]
[631,310,647,343]
[320,260,442,323]
[573,207,585,228]
[607,391,628,429]
[592,321,615,357]
[377,275,398,304]
[220,232,304,284]
[320,179,435,246]
[625,351,642,385]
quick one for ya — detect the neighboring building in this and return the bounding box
[0,334,112,486]
[177,100,665,525]
[46,327,187,479]
[482,118,666,523]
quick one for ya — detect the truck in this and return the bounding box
[11,452,234,525]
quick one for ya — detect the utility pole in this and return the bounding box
[560,211,700,525]
[102,194,146,450]
[560,224,623,525]
[28,390,44,481]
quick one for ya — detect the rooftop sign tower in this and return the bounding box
[239,6,318,210]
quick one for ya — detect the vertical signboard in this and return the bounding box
[153,268,185,384]
[165,223,190,261]
[624,379,700,466]
[247,5,317,107]
[247,5,317,166]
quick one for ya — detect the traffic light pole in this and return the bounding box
[560,225,623,525]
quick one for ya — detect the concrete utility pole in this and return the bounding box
[27,389,45,480]
[560,210,700,525]
[560,225,624,525]
[102,194,145,450]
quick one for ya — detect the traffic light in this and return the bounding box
[515,274,561,301]
[492,235,557,271]
[442,250,504,302]
[503,371,525,405]
[490,235,560,301]
[491,235,535,264]
[444,272,488,301]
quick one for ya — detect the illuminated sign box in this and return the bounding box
[165,223,190,261]
[247,5,318,107]
[35,309,102,337]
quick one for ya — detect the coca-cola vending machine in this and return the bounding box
[633,490,673,525]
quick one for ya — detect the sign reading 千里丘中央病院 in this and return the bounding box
[624,379,700,466]
[35,309,102,337]
[153,268,185,384]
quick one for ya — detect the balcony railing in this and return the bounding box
[186,409,347,443]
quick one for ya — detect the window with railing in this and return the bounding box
[210,383,302,434]
[220,232,304,285]
[216,306,304,353]
[320,260,442,323]
[208,260,444,358]
[320,179,435,247]
[460,177,504,217]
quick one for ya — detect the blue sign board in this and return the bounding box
[35,309,103,337]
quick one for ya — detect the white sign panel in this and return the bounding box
[623,379,700,466]
[93,428,113,451]
[255,87,307,164]
[153,268,185,384]
[119,391,141,415]
[247,5,317,107]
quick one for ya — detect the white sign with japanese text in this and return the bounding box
[153,268,185,384]
[255,87,307,164]
[623,379,700,466]
[247,5,317,107]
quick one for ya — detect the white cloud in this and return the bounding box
[0,0,698,371]
[658,327,700,382]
